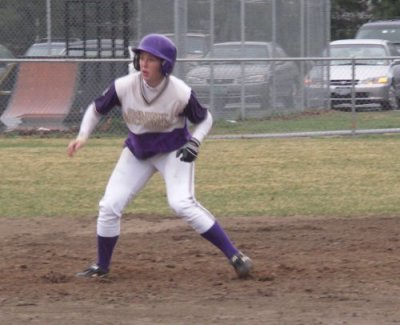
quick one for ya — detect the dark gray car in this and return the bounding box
[186,41,299,111]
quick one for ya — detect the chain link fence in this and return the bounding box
[0,0,356,136]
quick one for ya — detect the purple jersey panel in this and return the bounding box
[94,83,121,115]
[125,127,191,160]
[183,91,207,124]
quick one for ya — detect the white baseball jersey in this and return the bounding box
[92,72,210,159]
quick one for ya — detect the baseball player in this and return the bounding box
[67,34,253,278]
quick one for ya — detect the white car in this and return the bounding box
[305,39,400,110]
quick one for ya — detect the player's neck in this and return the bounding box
[144,75,165,88]
[140,76,169,104]
[143,77,166,90]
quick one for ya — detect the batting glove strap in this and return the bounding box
[176,138,200,163]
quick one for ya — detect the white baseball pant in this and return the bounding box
[97,147,215,237]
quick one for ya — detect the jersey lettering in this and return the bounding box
[123,109,171,129]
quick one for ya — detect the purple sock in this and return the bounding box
[201,222,239,259]
[97,235,119,271]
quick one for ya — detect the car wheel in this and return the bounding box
[282,82,299,108]
[382,85,398,110]
[261,85,272,109]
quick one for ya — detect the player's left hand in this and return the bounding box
[176,138,200,162]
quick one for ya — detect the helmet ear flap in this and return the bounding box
[133,53,140,71]
[161,60,171,76]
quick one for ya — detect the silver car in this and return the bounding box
[186,41,299,111]
[24,41,68,57]
[305,39,400,110]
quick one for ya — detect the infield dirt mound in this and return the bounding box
[0,214,400,324]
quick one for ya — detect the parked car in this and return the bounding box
[304,39,400,110]
[23,41,68,57]
[0,44,16,116]
[0,44,15,79]
[186,41,299,110]
[355,19,400,52]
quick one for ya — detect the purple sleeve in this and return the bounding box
[183,90,208,124]
[94,83,121,115]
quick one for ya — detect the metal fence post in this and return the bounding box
[46,0,52,55]
[240,0,246,119]
[351,57,357,134]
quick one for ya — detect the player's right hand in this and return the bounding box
[67,138,86,157]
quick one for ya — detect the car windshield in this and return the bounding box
[357,27,400,43]
[330,44,389,65]
[207,44,269,58]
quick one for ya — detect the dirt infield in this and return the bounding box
[1,214,400,325]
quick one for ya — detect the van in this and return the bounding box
[355,19,400,51]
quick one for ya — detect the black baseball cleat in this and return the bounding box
[76,264,108,278]
[230,252,253,278]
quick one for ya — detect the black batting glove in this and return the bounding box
[176,138,200,163]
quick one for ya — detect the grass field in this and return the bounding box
[1,132,400,218]
[60,109,400,137]
[209,109,400,134]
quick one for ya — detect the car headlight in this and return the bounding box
[359,76,390,85]
[242,74,266,83]
[187,76,207,85]
[304,77,326,87]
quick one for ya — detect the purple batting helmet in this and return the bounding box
[132,34,177,76]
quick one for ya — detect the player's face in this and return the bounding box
[139,51,163,87]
